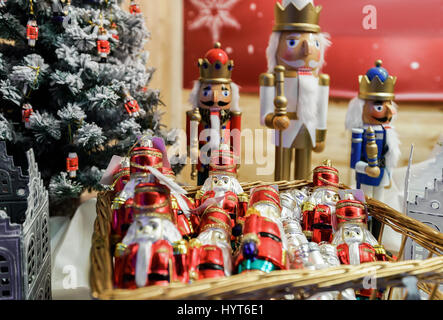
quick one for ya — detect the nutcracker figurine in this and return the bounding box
[66,152,78,178]
[129,0,141,15]
[110,157,131,245]
[26,17,39,48]
[331,194,388,299]
[196,144,248,230]
[22,103,33,129]
[188,206,233,281]
[186,42,242,185]
[235,185,289,273]
[280,187,308,223]
[260,0,331,180]
[301,160,340,243]
[159,166,199,239]
[282,219,308,269]
[113,183,188,288]
[345,59,400,204]
[123,89,141,117]
[109,22,119,41]
[97,26,111,63]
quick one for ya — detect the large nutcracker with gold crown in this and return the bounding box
[345,60,400,204]
[301,160,340,243]
[187,206,233,281]
[259,0,331,181]
[113,183,189,289]
[234,185,289,273]
[186,43,242,186]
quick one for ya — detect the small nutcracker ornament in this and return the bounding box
[66,151,78,178]
[186,42,242,185]
[196,144,248,230]
[26,17,39,48]
[109,22,119,41]
[301,160,340,243]
[21,103,33,129]
[280,187,308,223]
[345,59,400,204]
[123,89,141,117]
[331,194,388,299]
[188,206,233,281]
[96,26,111,63]
[235,185,290,273]
[129,0,141,15]
[113,183,189,289]
[260,0,332,180]
[282,219,308,269]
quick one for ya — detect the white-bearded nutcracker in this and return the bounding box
[345,60,400,204]
[186,43,242,186]
[260,0,331,180]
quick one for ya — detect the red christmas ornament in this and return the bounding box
[26,19,38,47]
[129,0,141,15]
[124,94,140,117]
[21,103,33,129]
[66,152,79,178]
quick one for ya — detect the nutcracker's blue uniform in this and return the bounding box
[351,125,389,188]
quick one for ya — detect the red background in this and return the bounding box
[183,0,443,101]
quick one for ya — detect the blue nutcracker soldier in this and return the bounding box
[345,60,401,204]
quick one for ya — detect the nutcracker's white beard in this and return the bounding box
[197,229,233,276]
[295,74,319,130]
[347,242,361,266]
[135,239,154,287]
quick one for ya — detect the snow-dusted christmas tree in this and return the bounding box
[0,0,180,215]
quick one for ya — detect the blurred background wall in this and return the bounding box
[134,0,443,186]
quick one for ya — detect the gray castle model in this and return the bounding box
[405,169,443,260]
[0,142,51,300]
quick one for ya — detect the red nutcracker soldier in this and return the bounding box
[331,194,388,299]
[26,17,39,48]
[110,157,131,245]
[187,206,233,281]
[196,144,248,230]
[129,0,141,15]
[109,22,119,41]
[301,160,340,243]
[235,185,289,273]
[123,90,141,117]
[113,183,188,289]
[260,0,332,181]
[186,42,242,186]
[66,152,78,178]
[159,166,200,239]
[21,103,33,129]
[97,26,111,63]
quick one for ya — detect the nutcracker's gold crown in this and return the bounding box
[359,60,397,101]
[198,43,234,84]
[273,2,322,33]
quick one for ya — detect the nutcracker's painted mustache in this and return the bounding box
[200,100,229,107]
[280,58,320,69]
[373,116,392,123]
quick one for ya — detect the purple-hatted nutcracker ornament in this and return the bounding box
[345,59,400,203]
[186,42,242,186]
[234,185,290,273]
[260,0,332,181]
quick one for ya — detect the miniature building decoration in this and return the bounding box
[0,142,51,300]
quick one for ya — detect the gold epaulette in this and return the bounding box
[173,239,188,255]
[238,192,249,203]
[189,238,202,249]
[245,207,260,217]
[319,73,330,86]
[170,196,179,210]
[373,244,386,255]
[195,189,204,200]
[114,243,128,258]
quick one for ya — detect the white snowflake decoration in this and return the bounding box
[188,0,241,43]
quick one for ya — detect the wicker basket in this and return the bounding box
[90,180,443,300]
